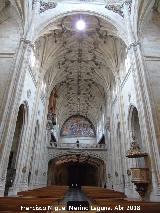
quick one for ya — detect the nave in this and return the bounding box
[0,185,160,213]
[0,0,160,204]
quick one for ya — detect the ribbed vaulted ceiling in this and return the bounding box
[35,14,126,127]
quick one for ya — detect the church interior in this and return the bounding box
[0,0,160,212]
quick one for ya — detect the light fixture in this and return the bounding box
[76,19,86,31]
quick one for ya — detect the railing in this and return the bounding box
[48,142,107,150]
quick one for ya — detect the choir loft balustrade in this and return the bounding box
[48,144,108,163]
[48,142,107,150]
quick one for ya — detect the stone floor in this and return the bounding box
[61,188,91,204]
[50,188,92,213]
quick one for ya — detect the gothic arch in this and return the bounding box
[11,101,29,166]
[4,102,28,195]
[47,154,105,187]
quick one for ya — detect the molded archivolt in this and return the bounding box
[60,115,96,138]
[47,154,105,186]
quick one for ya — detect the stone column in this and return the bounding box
[116,76,127,193]
[27,81,47,189]
[109,90,117,190]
